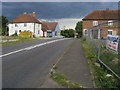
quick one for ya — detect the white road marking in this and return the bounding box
[0,38,68,58]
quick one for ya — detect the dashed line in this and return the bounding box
[0,38,68,58]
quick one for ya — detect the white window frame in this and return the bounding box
[93,21,98,26]
[108,30,113,35]
[108,21,113,26]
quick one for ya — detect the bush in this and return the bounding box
[61,29,74,38]
[11,33,18,36]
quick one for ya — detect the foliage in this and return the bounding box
[61,29,74,38]
[81,38,120,88]
[82,38,97,60]
[50,72,83,88]
[11,33,18,36]
[94,65,120,88]
[100,51,116,63]
[1,37,41,46]
[75,21,83,38]
[0,16,8,36]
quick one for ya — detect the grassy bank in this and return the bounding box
[1,37,42,46]
[50,72,83,88]
[81,38,120,88]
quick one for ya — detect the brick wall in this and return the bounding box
[82,20,119,38]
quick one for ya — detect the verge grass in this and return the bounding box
[1,37,42,46]
[50,72,83,88]
[81,38,120,88]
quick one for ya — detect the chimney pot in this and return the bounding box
[31,12,36,17]
[24,12,27,14]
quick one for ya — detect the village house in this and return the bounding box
[82,9,119,39]
[41,22,60,37]
[8,12,43,37]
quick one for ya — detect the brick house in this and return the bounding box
[82,9,119,39]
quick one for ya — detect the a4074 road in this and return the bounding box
[2,38,74,88]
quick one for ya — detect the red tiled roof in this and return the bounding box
[41,22,58,31]
[83,10,119,20]
[10,13,42,24]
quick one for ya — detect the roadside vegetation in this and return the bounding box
[75,21,83,38]
[60,29,74,38]
[100,46,120,76]
[1,36,42,46]
[50,72,83,88]
[81,38,120,88]
[0,16,9,36]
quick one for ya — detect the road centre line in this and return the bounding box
[0,38,68,58]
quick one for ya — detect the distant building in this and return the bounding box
[82,9,119,39]
[41,22,60,37]
[8,12,43,37]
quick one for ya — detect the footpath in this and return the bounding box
[41,39,93,88]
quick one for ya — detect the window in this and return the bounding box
[93,21,98,26]
[15,24,18,27]
[108,30,112,35]
[24,23,27,27]
[108,21,113,26]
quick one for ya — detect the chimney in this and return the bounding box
[24,12,27,14]
[31,12,36,17]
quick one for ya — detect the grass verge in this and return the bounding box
[81,38,120,88]
[50,72,83,88]
[1,37,42,46]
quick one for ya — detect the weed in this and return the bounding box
[50,72,83,88]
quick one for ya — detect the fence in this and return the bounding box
[85,20,120,79]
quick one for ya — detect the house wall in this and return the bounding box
[54,24,61,36]
[8,23,42,37]
[82,20,119,38]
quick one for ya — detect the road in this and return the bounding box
[2,38,74,88]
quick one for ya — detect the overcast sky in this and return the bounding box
[1,2,119,29]
[2,2,118,21]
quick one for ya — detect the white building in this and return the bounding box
[41,22,60,37]
[8,12,43,37]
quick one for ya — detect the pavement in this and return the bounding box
[55,39,94,88]
[2,38,74,88]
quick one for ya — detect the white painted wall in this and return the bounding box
[52,24,60,37]
[8,23,42,37]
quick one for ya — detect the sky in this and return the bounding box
[1,2,119,29]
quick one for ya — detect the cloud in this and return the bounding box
[2,2,118,21]
[40,18,83,29]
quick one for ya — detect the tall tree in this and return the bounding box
[0,16,8,35]
[75,21,83,38]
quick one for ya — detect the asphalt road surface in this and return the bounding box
[2,38,74,88]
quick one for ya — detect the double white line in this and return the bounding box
[0,38,68,58]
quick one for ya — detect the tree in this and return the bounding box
[60,29,74,38]
[0,16,8,35]
[75,21,83,38]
